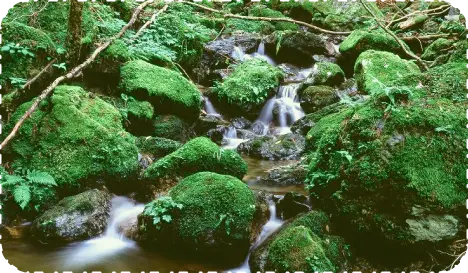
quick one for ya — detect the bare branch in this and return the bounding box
[22,58,57,90]
[133,4,169,40]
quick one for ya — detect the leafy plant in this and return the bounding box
[1,42,35,57]
[53,62,67,71]
[9,77,27,88]
[142,196,183,229]
[0,169,57,211]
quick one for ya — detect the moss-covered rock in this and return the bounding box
[339,29,409,67]
[138,172,261,261]
[144,137,247,189]
[354,50,421,95]
[423,62,467,102]
[301,62,345,88]
[213,58,283,118]
[127,98,154,121]
[120,60,202,119]
[152,115,194,142]
[248,5,298,31]
[136,137,183,161]
[7,85,139,188]
[398,15,428,30]
[250,210,350,273]
[299,86,339,114]
[421,38,453,61]
[237,133,305,160]
[304,77,467,252]
[30,189,111,244]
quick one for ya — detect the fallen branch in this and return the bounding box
[359,0,429,71]
[400,33,455,42]
[22,58,57,90]
[1,0,153,149]
[180,1,351,35]
[386,4,451,28]
[133,4,169,39]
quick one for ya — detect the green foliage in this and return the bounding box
[1,169,57,211]
[213,58,283,114]
[225,18,275,34]
[248,5,298,31]
[142,196,183,229]
[1,42,35,57]
[120,60,202,118]
[423,62,468,102]
[421,38,453,61]
[136,137,183,159]
[152,115,193,142]
[339,29,405,58]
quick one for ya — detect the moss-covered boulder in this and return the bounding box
[30,189,111,244]
[421,38,453,61]
[120,60,202,119]
[212,58,283,118]
[301,62,345,88]
[136,137,183,161]
[305,71,467,252]
[248,5,298,31]
[423,62,467,101]
[354,50,421,95]
[299,86,339,114]
[398,15,428,30]
[144,137,248,189]
[138,172,263,261]
[7,85,139,188]
[237,133,305,160]
[152,115,194,142]
[250,211,350,273]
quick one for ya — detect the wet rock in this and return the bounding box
[194,115,229,136]
[276,192,311,220]
[30,189,111,244]
[291,102,345,135]
[300,62,345,88]
[206,126,226,144]
[194,34,261,85]
[231,117,252,130]
[277,63,313,83]
[299,85,339,114]
[237,129,257,140]
[249,210,350,273]
[153,115,195,142]
[237,133,305,160]
[264,31,334,66]
[261,161,308,186]
[406,214,459,242]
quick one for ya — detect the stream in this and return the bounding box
[3,41,308,272]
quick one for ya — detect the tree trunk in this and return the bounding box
[66,0,84,66]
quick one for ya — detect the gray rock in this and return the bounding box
[237,133,305,160]
[406,215,459,242]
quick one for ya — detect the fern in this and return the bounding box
[13,185,31,210]
[27,171,57,186]
[1,175,25,187]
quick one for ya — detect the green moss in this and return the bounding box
[3,0,97,46]
[303,62,345,87]
[421,38,453,61]
[225,18,275,34]
[152,115,193,142]
[265,226,335,272]
[213,59,283,115]
[423,62,467,102]
[248,5,298,31]
[2,22,56,53]
[136,137,183,159]
[170,172,256,240]
[299,86,339,114]
[120,60,202,118]
[127,98,154,120]
[340,29,405,58]
[354,50,421,95]
[7,85,139,187]
[144,137,248,183]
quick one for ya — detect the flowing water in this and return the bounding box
[203,96,221,117]
[223,126,248,149]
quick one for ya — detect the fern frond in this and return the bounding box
[27,171,57,186]
[13,185,31,210]
[1,175,25,187]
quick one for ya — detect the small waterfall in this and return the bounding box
[231,41,275,65]
[203,96,221,117]
[225,200,283,273]
[63,197,144,267]
[223,126,247,149]
[253,41,275,66]
[232,46,247,62]
[251,84,305,136]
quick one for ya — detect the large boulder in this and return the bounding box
[194,33,261,85]
[300,62,345,88]
[354,50,421,95]
[212,58,283,118]
[237,133,305,160]
[305,65,468,254]
[144,137,248,189]
[30,189,111,244]
[136,137,183,161]
[138,172,266,262]
[261,161,308,186]
[120,60,202,119]
[152,115,194,142]
[7,85,139,188]
[250,210,349,273]
[421,38,453,61]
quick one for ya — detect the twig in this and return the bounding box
[180,0,350,35]
[22,58,57,90]
[1,0,153,149]
[213,24,225,42]
[400,33,453,42]
[359,0,429,72]
[173,62,193,83]
[387,4,451,27]
[445,250,466,270]
[132,4,169,39]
